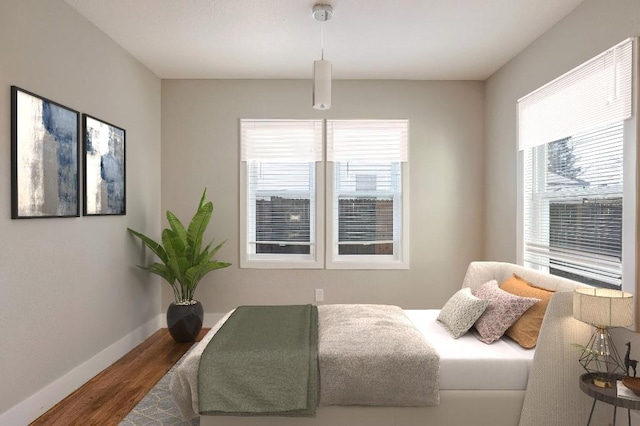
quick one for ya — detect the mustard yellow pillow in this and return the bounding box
[499,274,555,349]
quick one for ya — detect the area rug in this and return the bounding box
[119,360,199,426]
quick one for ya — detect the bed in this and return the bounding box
[170,261,600,426]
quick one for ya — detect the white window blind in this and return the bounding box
[241,119,323,162]
[327,120,408,263]
[240,120,322,263]
[518,38,633,151]
[327,120,408,162]
[523,124,624,287]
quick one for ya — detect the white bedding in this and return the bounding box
[404,310,534,390]
[171,307,535,420]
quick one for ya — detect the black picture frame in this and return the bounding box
[11,86,80,219]
[83,114,126,216]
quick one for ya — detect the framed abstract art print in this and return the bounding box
[11,86,80,219]
[83,114,126,216]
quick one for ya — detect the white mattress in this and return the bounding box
[404,309,535,391]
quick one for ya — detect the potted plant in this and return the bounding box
[128,188,231,342]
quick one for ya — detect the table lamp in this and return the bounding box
[573,287,634,387]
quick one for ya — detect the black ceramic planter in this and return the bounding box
[167,301,204,343]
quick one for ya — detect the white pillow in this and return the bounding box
[437,287,490,338]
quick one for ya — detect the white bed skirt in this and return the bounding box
[200,390,525,426]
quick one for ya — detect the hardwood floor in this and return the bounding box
[30,328,209,426]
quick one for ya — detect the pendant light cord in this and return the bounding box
[320,22,324,60]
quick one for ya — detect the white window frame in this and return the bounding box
[325,119,410,269]
[240,120,324,269]
[240,119,410,270]
[325,160,410,269]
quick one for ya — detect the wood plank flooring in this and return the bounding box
[30,328,209,426]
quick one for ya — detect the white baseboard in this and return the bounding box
[2,312,225,425]
[0,314,162,425]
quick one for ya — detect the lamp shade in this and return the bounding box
[313,59,331,110]
[573,287,633,328]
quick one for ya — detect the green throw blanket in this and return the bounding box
[198,305,318,417]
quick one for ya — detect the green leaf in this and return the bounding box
[186,196,213,264]
[209,240,226,257]
[198,188,208,210]
[162,228,189,283]
[167,210,187,249]
[572,343,600,357]
[194,239,226,264]
[186,261,231,289]
[194,242,213,265]
[127,228,169,264]
[141,262,176,284]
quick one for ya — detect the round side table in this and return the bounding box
[579,373,640,426]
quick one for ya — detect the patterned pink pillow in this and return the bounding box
[471,280,540,344]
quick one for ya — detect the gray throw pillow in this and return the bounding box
[437,287,490,338]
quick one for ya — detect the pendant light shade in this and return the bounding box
[312,4,333,110]
[313,59,332,110]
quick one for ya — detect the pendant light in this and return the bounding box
[312,4,333,110]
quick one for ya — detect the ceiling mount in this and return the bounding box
[312,4,333,22]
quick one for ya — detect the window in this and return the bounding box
[326,120,409,269]
[523,124,624,288]
[518,38,635,291]
[240,119,409,269]
[240,120,323,268]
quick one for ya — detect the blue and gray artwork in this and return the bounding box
[85,116,125,215]
[16,90,78,217]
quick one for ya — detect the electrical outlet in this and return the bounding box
[315,289,324,302]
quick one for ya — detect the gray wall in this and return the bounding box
[0,0,161,417]
[484,0,640,261]
[161,79,485,314]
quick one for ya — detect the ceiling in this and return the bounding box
[64,0,584,81]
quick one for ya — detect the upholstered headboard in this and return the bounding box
[461,261,598,426]
[462,261,589,293]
